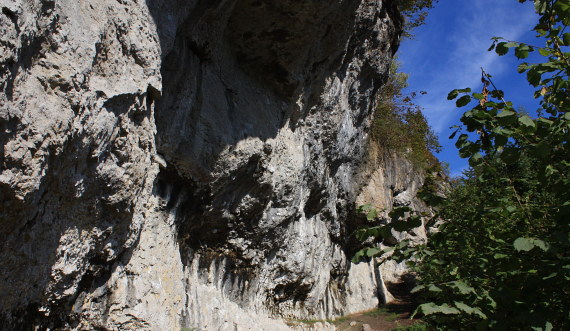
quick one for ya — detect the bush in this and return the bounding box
[372,60,440,169]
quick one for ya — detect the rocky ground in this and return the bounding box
[287,305,422,331]
[332,308,420,331]
[287,278,424,331]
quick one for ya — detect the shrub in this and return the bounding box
[372,60,441,169]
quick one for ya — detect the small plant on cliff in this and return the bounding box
[399,0,440,38]
[370,0,441,167]
[372,60,441,169]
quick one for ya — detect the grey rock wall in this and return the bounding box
[357,152,432,300]
[0,0,406,330]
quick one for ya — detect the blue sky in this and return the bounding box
[398,0,541,177]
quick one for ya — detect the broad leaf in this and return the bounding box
[411,285,425,293]
[496,42,509,55]
[518,115,535,128]
[456,95,472,107]
[497,110,515,117]
[416,303,460,316]
[454,302,487,318]
[514,237,535,251]
[447,89,459,100]
[366,247,382,257]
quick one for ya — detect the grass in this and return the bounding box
[286,313,353,325]
[285,318,328,326]
[327,315,350,324]
[363,307,400,321]
[286,307,427,330]
[390,321,429,331]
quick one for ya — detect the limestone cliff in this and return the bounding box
[0,0,413,330]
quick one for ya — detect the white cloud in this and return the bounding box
[399,0,538,133]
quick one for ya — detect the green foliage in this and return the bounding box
[364,307,400,321]
[356,0,570,329]
[408,153,568,329]
[415,0,569,328]
[373,60,441,169]
[390,322,430,331]
[352,204,425,264]
[398,0,440,38]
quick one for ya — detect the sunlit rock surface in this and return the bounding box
[0,0,407,329]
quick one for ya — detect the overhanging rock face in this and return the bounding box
[0,0,402,329]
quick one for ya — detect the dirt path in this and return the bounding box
[333,279,424,331]
[287,278,424,331]
[332,307,419,331]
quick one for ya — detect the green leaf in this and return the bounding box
[472,93,484,100]
[392,220,411,232]
[497,110,516,117]
[428,284,443,292]
[542,273,557,280]
[469,152,484,166]
[366,247,382,257]
[537,117,553,125]
[357,204,372,213]
[490,89,504,99]
[535,0,548,13]
[545,164,557,177]
[456,95,472,107]
[449,266,458,276]
[449,129,459,139]
[449,281,476,295]
[378,227,393,240]
[545,322,553,331]
[352,249,366,263]
[496,134,509,147]
[514,237,535,252]
[518,115,536,128]
[527,68,542,86]
[447,89,459,100]
[532,239,550,252]
[564,33,570,46]
[515,45,531,59]
[415,303,461,317]
[366,208,378,221]
[411,285,425,293]
[454,302,487,318]
[408,215,423,228]
[538,48,551,56]
[532,140,550,158]
[518,63,530,73]
[495,42,509,55]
